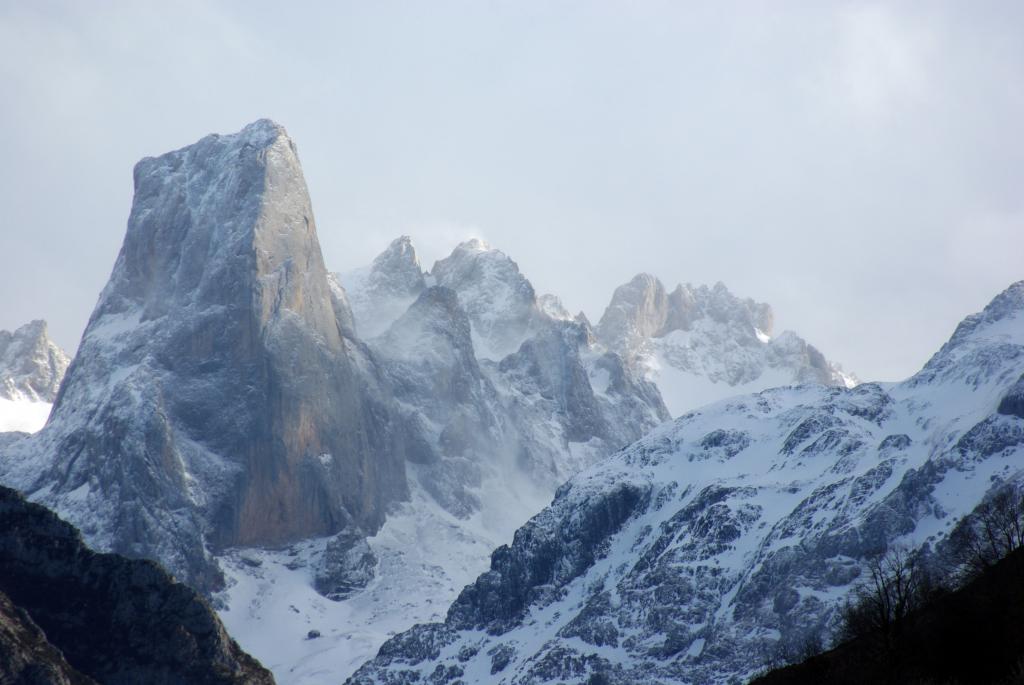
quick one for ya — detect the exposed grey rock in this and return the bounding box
[497,319,668,467]
[314,528,378,601]
[998,373,1024,419]
[366,235,427,299]
[326,273,358,339]
[446,480,651,635]
[0,484,273,684]
[371,285,500,516]
[0,120,410,591]
[0,320,70,402]
[350,281,1024,685]
[596,273,672,350]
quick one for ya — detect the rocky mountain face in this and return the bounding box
[0,120,411,591]
[0,320,70,434]
[0,484,273,684]
[597,275,855,416]
[341,236,670,490]
[0,120,865,684]
[350,281,1024,685]
[0,121,669,684]
[214,236,671,684]
[0,589,97,685]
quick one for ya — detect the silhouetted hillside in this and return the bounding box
[751,546,1024,685]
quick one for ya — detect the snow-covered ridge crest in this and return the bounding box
[350,280,1024,685]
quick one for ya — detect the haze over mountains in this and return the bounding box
[0,120,1018,684]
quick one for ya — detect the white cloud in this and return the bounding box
[825,4,936,121]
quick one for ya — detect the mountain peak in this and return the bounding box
[431,239,539,359]
[457,237,491,252]
[596,275,849,415]
[953,280,1024,341]
[368,235,426,296]
[213,118,291,153]
[337,235,427,338]
[595,273,670,350]
[241,117,287,137]
[378,234,415,254]
[917,280,1024,385]
[0,320,69,405]
[2,122,410,589]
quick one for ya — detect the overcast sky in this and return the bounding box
[1,1,1021,382]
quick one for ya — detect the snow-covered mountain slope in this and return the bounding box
[218,238,669,683]
[350,281,1024,685]
[598,275,855,416]
[217,475,552,684]
[0,320,69,433]
[0,120,414,592]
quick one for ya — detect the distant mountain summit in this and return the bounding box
[0,320,68,403]
[341,237,547,359]
[429,238,546,359]
[340,235,427,338]
[0,320,69,432]
[597,274,855,415]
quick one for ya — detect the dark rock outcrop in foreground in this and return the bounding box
[0,590,95,685]
[0,485,274,685]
